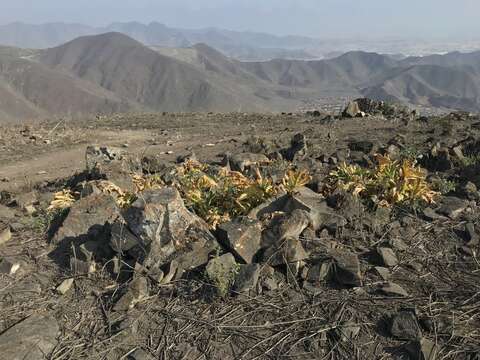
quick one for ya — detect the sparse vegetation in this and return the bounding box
[432,178,457,195]
[461,154,480,167]
[280,168,312,194]
[328,154,438,207]
[47,160,313,228]
[176,161,278,228]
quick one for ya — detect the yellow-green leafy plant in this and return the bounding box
[328,154,438,207]
[48,189,76,211]
[281,168,312,194]
[176,162,277,228]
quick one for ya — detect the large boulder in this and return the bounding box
[123,187,217,269]
[52,193,119,245]
[342,101,361,118]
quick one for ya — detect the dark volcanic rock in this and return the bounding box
[377,247,399,267]
[405,338,437,360]
[52,193,119,245]
[390,311,422,340]
[281,133,308,161]
[233,263,261,294]
[123,187,217,269]
[216,217,262,264]
[437,196,468,219]
[262,237,308,266]
[329,249,362,287]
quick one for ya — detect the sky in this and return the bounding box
[1,0,479,39]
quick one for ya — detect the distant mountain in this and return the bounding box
[0,22,317,61]
[0,46,132,122]
[37,32,280,113]
[2,32,480,122]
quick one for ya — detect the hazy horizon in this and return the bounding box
[1,0,479,39]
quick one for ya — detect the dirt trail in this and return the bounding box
[0,129,164,192]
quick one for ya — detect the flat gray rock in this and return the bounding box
[0,314,59,360]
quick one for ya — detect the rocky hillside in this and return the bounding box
[0,105,479,358]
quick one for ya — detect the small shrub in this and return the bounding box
[281,169,312,194]
[461,154,480,167]
[432,178,457,195]
[327,154,438,208]
[176,162,277,228]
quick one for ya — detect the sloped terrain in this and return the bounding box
[0,106,479,359]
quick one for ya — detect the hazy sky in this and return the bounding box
[1,0,478,39]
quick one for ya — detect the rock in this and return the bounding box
[465,222,479,246]
[373,266,391,280]
[260,265,279,292]
[113,277,149,311]
[329,249,362,287]
[307,262,332,283]
[70,258,96,275]
[377,247,399,267]
[284,187,338,230]
[110,220,144,254]
[0,257,21,275]
[342,101,361,118]
[348,140,374,154]
[0,204,15,220]
[437,196,468,219]
[127,348,155,360]
[379,282,409,297]
[228,153,269,172]
[85,145,125,172]
[422,207,445,221]
[233,264,261,294]
[262,209,311,248]
[56,278,74,295]
[205,253,238,297]
[389,237,409,252]
[123,188,217,270]
[276,209,311,241]
[53,193,119,245]
[216,217,262,264]
[0,313,59,360]
[0,226,12,246]
[405,338,437,360]
[282,133,308,161]
[390,311,422,340]
[262,237,308,266]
